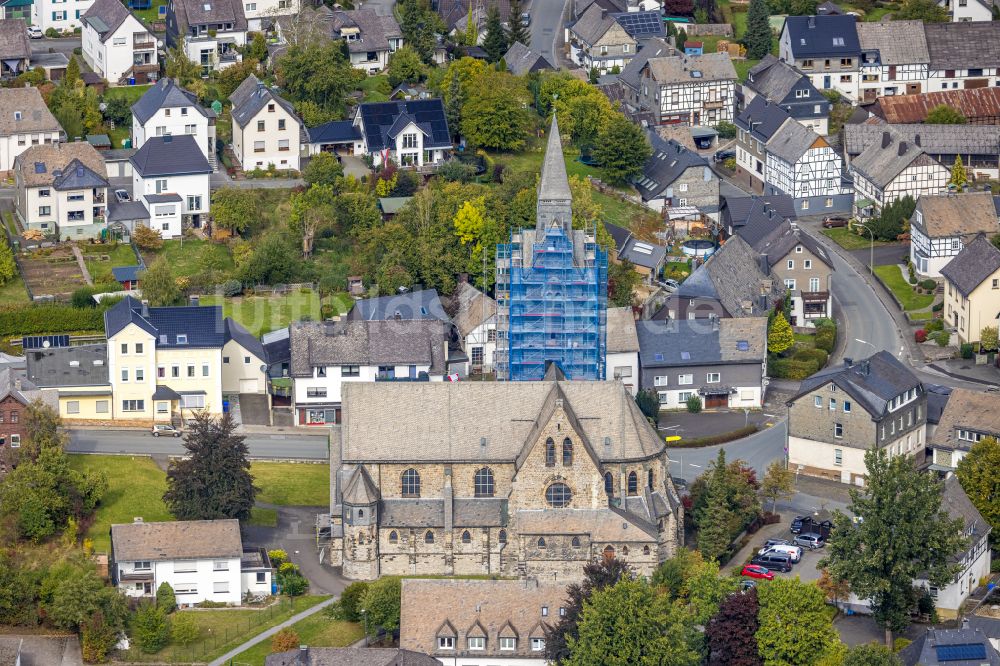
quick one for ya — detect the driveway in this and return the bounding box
[340,155,371,180]
[849,242,908,270]
[667,420,787,485]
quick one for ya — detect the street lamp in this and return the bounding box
[855,223,875,276]
[361,608,368,647]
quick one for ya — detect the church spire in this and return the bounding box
[536,114,573,232]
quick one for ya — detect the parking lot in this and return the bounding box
[728,516,834,584]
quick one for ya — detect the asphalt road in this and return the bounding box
[667,420,787,485]
[67,429,329,460]
[29,36,79,57]
[529,0,567,67]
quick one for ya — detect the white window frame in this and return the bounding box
[438,636,455,650]
[468,637,485,651]
[677,374,693,385]
[706,372,720,383]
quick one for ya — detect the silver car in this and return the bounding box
[794,532,825,549]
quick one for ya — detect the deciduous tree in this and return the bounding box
[842,643,903,666]
[593,113,651,186]
[925,104,966,124]
[139,257,181,306]
[387,45,426,87]
[894,0,949,21]
[302,152,345,187]
[276,43,363,121]
[0,238,17,286]
[608,259,641,307]
[760,460,794,513]
[398,0,446,63]
[706,588,762,666]
[133,601,171,653]
[460,69,531,150]
[956,436,1000,533]
[980,325,998,351]
[165,39,201,87]
[756,578,843,665]
[132,225,164,251]
[163,412,258,522]
[170,612,200,646]
[271,628,300,652]
[821,448,967,646]
[361,576,402,634]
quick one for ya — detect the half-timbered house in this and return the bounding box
[910,191,1000,277]
[843,124,1000,180]
[926,22,1000,92]
[634,53,737,126]
[849,130,949,219]
[856,21,929,102]
[764,117,851,215]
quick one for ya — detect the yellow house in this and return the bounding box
[940,235,1000,346]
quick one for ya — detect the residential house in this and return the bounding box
[616,36,675,121]
[131,78,217,168]
[937,0,995,21]
[567,5,663,76]
[763,114,850,215]
[267,648,438,666]
[871,87,1000,125]
[940,234,1000,343]
[399,579,569,664]
[351,99,452,170]
[443,281,498,376]
[304,118,362,156]
[166,0,247,76]
[605,222,666,281]
[331,9,402,74]
[321,370,684,580]
[103,296,267,423]
[347,288,450,322]
[849,130,949,219]
[778,15,861,101]
[634,132,719,218]
[0,87,62,173]
[289,319,450,426]
[229,74,302,172]
[241,0,296,31]
[856,21,929,102]
[27,342,112,422]
[739,215,834,326]
[632,53,737,126]
[637,317,768,410]
[899,622,1000,666]
[928,387,1000,470]
[786,352,926,485]
[720,193,796,238]
[744,54,831,134]
[0,19,30,81]
[503,41,553,76]
[81,0,158,86]
[658,235,782,320]
[14,142,109,239]
[910,191,999,277]
[31,0,93,33]
[110,518,271,605]
[735,96,791,195]
[606,306,639,395]
[129,135,211,237]
[0,368,53,475]
[926,22,1000,91]
[843,124,1000,180]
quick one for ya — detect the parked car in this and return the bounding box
[750,552,793,573]
[822,216,848,228]
[760,538,790,550]
[660,278,680,292]
[759,544,803,563]
[794,532,826,549]
[790,515,812,534]
[114,189,130,203]
[27,25,42,38]
[520,11,531,25]
[151,424,181,437]
[714,149,735,163]
[741,564,774,581]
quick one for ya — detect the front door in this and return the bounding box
[705,394,728,408]
[823,75,831,89]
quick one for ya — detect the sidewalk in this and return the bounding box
[207,597,337,666]
[926,359,1000,386]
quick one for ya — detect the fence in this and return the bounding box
[115,596,304,664]
[1,212,34,302]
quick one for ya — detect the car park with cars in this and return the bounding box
[794,532,826,549]
[750,552,793,573]
[741,564,775,580]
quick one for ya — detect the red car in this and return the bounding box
[741,564,775,580]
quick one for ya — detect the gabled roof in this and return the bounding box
[782,15,860,58]
[0,88,60,137]
[348,288,449,322]
[856,20,928,65]
[442,282,497,339]
[228,74,299,129]
[604,221,666,270]
[111,265,142,283]
[503,41,553,76]
[330,8,401,54]
[634,131,709,200]
[940,234,1000,297]
[111,519,242,562]
[169,0,246,33]
[618,37,673,92]
[914,191,998,239]
[569,2,619,45]
[899,622,1000,666]
[746,55,824,109]
[0,18,30,60]
[224,317,265,361]
[752,220,833,269]
[0,366,43,408]
[926,21,1000,70]
[791,351,921,417]
[843,124,1000,158]
[104,295,227,348]
[307,120,361,144]
[723,194,797,234]
[735,95,790,143]
[266,647,440,666]
[766,118,823,164]
[644,52,737,85]
[676,235,779,317]
[53,158,108,191]
[637,317,767,367]
[357,99,451,153]
[849,129,934,189]
[931,387,1000,454]
[611,10,664,40]
[82,0,142,43]
[872,87,1000,124]
[15,142,106,189]
[131,78,213,125]
[130,135,212,177]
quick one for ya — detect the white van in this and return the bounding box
[758,544,802,562]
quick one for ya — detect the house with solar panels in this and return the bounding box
[567,5,663,76]
[899,622,1000,665]
[352,99,452,170]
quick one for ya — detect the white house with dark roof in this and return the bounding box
[0,87,62,173]
[849,130,949,219]
[443,281,498,377]
[909,190,999,277]
[229,75,302,172]
[779,15,861,101]
[353,99,452,169]
[936,0,994,22]
[331,8,402,75]
[81,0,158,86]
[131,78,217,168]
[110,518,271,605]
[14,142,109,239]
[165,0,247,75]
[130,135,211,237]
[856,21,929,103]
[926,22,1000,91]
[763,115,850,215]
[606,306,639,395]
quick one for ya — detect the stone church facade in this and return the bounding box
[321,368,684,581]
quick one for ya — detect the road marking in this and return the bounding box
[763,413,777,418]
[689,464,701,468]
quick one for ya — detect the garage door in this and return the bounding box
[239,378,258,393]
[704,395,728,409]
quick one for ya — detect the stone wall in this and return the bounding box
[685,24,734,37]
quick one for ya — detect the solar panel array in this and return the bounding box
[22,335,70,350]
[934,644,988,662]
[613,11,664,39]
[360,100,450,152]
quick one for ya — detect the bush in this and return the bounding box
[133,225,164,251]
[919,279,937,291]
[195,600,228,608]
[924,318,944,333]
[268,549,288,566]
[814,325,836,353]
[339,581,369,622]
[156,582,176,612]
[794,347,828,368]
[666,424,758,448]
[893,637,912,653]
[932,302,943,312]
[935,330,951,347]
[132,602,171,653]
[437,160,478,183]
[45,27,59,37]
[271,628,300,653]
[221,279,243,297]
[722,157,736,170]
[915,329,928,343]
[0,304,104,336]
[769,357,821,380]
[686,395,702,413]
[961,343,975,359]
[71,286,99,309]
[170,612,199,646]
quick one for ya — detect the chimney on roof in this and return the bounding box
[141,300,149,318]
[808,16,816,28]
[861,359,870,375]
[13,377,21,391]
[914,133,920,147]
[881,132,891,149]
[898,141,908,155]
[601,8,607,18]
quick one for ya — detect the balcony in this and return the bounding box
[93,191,105,204]
[133,37,156,50]
[132,62,159,74]
[802,291,830,303]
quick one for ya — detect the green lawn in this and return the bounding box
[199,290,352,337]
[874,265,935,312]
[102,84,153,105]
[69,455,172,553]
[141,239,235,280]
[231,609,363,666]
[79,242,138,285]
[360,75,392,103]
[822,227,893,251]
[249,507,278,527]
[252,462,330,507]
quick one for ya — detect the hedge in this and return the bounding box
[0,304,104,337]
[770,357,821,380]
[795,347,828,368]
[666,424,758,448]
[814,326,836,353]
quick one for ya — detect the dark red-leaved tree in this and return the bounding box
[705,588,763,666]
